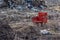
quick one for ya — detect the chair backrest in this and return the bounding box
[38,12,47,17]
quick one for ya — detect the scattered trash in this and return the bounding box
[0,0,47,12]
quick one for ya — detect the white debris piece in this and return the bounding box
[40,29,49,34]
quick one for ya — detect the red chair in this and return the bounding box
[32,12,47,23]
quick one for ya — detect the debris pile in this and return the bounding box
[0,0,47,11]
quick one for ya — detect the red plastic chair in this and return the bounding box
[32,12,47,23]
